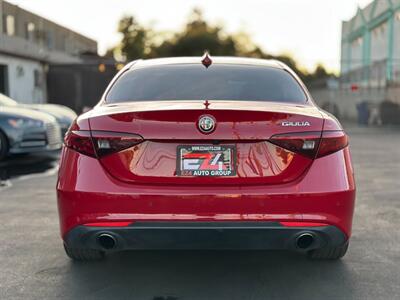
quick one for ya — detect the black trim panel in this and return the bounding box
[64,221,347,252]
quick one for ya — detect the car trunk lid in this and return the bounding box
[88,100,324,185]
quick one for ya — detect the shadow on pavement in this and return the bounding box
[53,250,355,299]
[0,151,59,181]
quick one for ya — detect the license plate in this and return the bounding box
[177,145,236,177]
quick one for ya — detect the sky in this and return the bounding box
[7,0,373,72]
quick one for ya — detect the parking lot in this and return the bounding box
[0,125,399,300]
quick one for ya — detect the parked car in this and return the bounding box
[0,93,77,136]
[0,106,62,161]
[58,56,355,261]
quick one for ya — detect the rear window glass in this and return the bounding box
[106,64,307,103]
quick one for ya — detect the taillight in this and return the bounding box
[269,131,348,159]
[91,131,143,157]
[317,131,348,157]
[64,126,143,158]
[269,132,321,159]
[64,129,96,157]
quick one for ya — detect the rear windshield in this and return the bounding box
[106,64,307,103]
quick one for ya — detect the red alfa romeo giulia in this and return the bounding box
[57,55,355,261]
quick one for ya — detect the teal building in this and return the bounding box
[341,0,400,86]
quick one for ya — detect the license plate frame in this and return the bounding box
[176,145,236,177]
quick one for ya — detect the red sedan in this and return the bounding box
[57,55,355,261]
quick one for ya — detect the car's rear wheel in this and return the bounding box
[0,131,9,161]
[63,243,105,261]
[307,241,349,260]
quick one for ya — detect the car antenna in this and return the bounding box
[201,50,212,68]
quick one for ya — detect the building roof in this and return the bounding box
[2,0,96,45]
[0,0,97,63]
[343,0,400,37]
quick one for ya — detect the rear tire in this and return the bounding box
[307,241,349,260]
[0,131,9,161]
[63,243,105,261]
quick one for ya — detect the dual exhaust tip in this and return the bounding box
[97,233,117,250]
[296,233,315,250]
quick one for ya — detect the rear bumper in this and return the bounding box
[57,146,356,241]
[64,222,347,251]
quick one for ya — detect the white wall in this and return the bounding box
[392,11,400,81]
[370,21,388,62]
[310,86,391,121]
[0,54,46,104]
[350,36,364,69]
[394,12,400,59]
[340,41,350,74]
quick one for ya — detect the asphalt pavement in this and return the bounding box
[0,125,399,300]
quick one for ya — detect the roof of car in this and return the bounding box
[129,56,286,70]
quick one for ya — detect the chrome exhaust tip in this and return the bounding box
[97,233,117,250]
[296,233,315,249]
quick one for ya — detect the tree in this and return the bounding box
[116,16,150,61]
[149,9,237,58]
[304,64,333,83]
[313,64,331,79]
[110,9,330,82]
